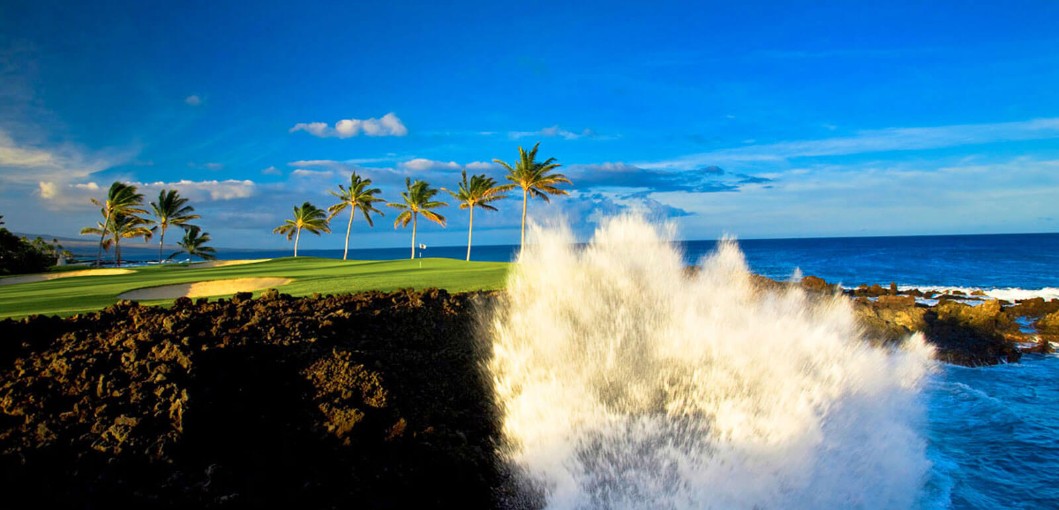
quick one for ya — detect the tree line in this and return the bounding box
[79,142,570,265]
[81,184,214,266]
[275,142,571,261]
[0,215,74,275]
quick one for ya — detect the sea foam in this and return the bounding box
[488,215,936,510]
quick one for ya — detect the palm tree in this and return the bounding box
[493,141,572,251]
[443,169,508,261]
[168,225,216,261]
[388,178,447,259]
[87,182,146,266]
[149,189,200,263]
[327,172,385,261]
[273,202,331,257]
[79,212,153,267]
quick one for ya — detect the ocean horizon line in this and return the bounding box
[15,229,1059,255]
[200,230,1059,255]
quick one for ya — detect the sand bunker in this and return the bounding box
[191,259,271,269]
[0,268,135,286]
[118,277,293,300]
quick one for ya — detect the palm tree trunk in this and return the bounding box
[294,227,301,257]
[115,237,122,268]
[158,226,166,263]
[410,213,417,260]
[520,189,528,251]
[343,209,354,261]
[466,207,473,261]
[96,209,111,267]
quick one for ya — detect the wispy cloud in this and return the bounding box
[466,161,501,171]
[188,161,224,171]
[290,112,408,138]
[400,158,460,172]
[288,157,397,169]
[290,168,335,178]
[0,130,133,185]
[184,95,202,106]
[647,118,1059,169]
[396,158,500,173]
[654,155,1059,238]
[509,125,599,140]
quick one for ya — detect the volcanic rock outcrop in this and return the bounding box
[0,289,515,509]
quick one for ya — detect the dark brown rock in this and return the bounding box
[853,296,927,345]
[1007,297,1059,318]
[800,275,836,294]
[0,289,512,508]
[922,300,1022,366]
[854,283,888,297]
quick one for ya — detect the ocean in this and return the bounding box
[81,231,1059,508]
[203,232,1059,293]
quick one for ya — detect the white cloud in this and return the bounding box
[289,159,346,168]
[261,165,282,175]
[509,125,596,140]
[38,181,57,199]
[291,169,334,178]
[136,179,257,201]
[185,95,202,106]
[290,112,408,138]
[466,161,500,171]
[400,158,460,172]
[291,122,329,137]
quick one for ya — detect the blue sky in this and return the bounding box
[2,1,1058,251]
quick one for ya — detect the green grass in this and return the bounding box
[0,257,511,319]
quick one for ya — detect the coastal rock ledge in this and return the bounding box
[0,289,517,509]
[0,284,1048,507]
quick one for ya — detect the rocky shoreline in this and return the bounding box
[1,278,1055,507]
[837,277,1058,364]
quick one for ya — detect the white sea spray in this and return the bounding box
[489,215,936,510]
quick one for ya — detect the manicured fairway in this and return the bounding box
[0,257,511,319]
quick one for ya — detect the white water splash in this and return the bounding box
[489,215,936,510]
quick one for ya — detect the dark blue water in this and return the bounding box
[714,233,1059,291]
[921,355,1059,510]
[198,232,1059,291]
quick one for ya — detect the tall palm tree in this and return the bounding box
[149,189,200,263]
[443,169,508,261]
[79,212,153,267]
[493,141,572,251]
[87,182,146,266]
[273,202,331,257]
[168,225,216,261]
[327,172,385,261]
[388,178,447,259]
